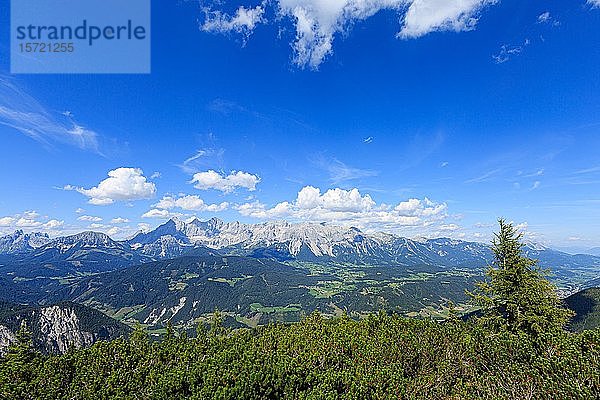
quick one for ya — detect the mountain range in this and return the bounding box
[0,217,599,331]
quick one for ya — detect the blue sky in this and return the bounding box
[0,0,599,250]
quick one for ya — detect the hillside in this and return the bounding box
[1,314,598,399]
[40,253,480,330]
[0,301,130,354]
[565,287,600,332]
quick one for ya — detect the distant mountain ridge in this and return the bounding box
[0,230,50,254]
[1,217,599,290]
[126,217,495,265]
[0,230,150,278]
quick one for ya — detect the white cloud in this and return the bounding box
[235,185,449,233]
[75,208,85,214]
[278,0,405,68]
[492,39,530,64]
[43,220,64,229]
[537,11,559,26]
[200,0,498,69]
[191,170,260,193]
[399,0,494,39]
[588,0,600,8]
[0,77,99,151]
[0,211,64,233]
[202,5,265,38]
[0,217,15,226]
[15,217,41,227]
[23,210,40,219]
[313,157,378,184]
[65,167,156,205]
[106,227,120,236]
[111,217,130,224]
[439,223,460,231]
[179,148,225,174]
[77,215,103,222]
[537,11,550,23]
[137,223,152,233]
[150,172,161,179]
[296,186,375,212]
[141,209,178,219]
[531,181,541,190]
[154,194,229,212]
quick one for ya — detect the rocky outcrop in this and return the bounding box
[0,302,130,354]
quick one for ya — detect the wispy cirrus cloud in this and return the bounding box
[200,0,497,69]
[0,77,100,152]
[179,148,225,174]
[310,155,377,185]
[537,11,559,26]
[465,168,502,184]
[574,165,600,175]
[492,39,530,64]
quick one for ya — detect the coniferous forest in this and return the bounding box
[1,221,599,399]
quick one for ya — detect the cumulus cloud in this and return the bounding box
[191,170,260,193]
[77,215,102,222]
[111,217,130,224]
[16,216,42,227]
[235,185,449,232]
[137,223,152,233]
[141,209,175,219]
[399,0,495,39]
[0,217,16,226]
[296,186,375,211]
[153,194,229,212]
[588,0,600,8]
[199,0,497,69]
[65,167,156,205]
[0,77,99,152]
[0,211,63,233]
[43,220,64,229]
[202,5,266,39]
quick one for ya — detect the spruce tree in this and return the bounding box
[470,218,574,336]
